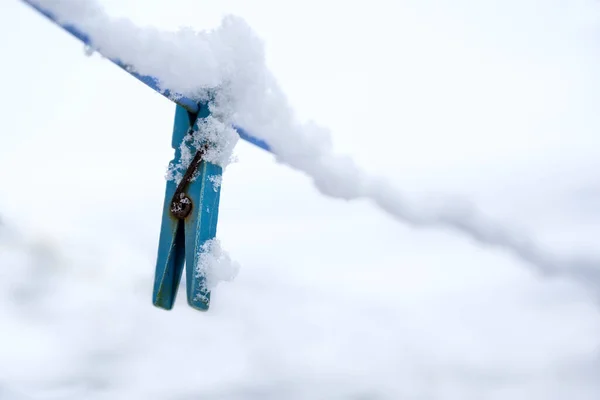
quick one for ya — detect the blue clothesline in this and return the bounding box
[21,0,272,153]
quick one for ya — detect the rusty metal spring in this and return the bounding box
[170,138,209,219]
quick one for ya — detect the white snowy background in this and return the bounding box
[1,0,600,399]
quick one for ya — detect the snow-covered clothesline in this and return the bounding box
[22,0,271,153]
[22,0,600,295]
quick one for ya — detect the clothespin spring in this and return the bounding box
[170,142,209,219]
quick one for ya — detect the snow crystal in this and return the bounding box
[195,239,240,296]
[208,174,222,192]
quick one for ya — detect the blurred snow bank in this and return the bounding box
[1,215,600,400]
[0,219,62,310]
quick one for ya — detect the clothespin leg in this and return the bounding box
[152,105,195,310]
[152,184,185,310]
[184,160,223,311]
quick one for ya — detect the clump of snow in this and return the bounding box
[195,239,240,298]
[164,138,193,184]
[164,113,238,184]
[191,115,239,167]
[31,0,600,285]
[30,0,265,102]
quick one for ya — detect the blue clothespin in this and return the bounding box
[153,102,222,311]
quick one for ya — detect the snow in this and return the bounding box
[194,114,239,167]
[29,0,263,101]
[3,0,600,398]
[1,214,599,399]
[209,174,223,192]
[195,239,240,297]
[29,0,600,289]
[165,114,238,184]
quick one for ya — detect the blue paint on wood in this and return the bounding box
[153,104,222,311]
